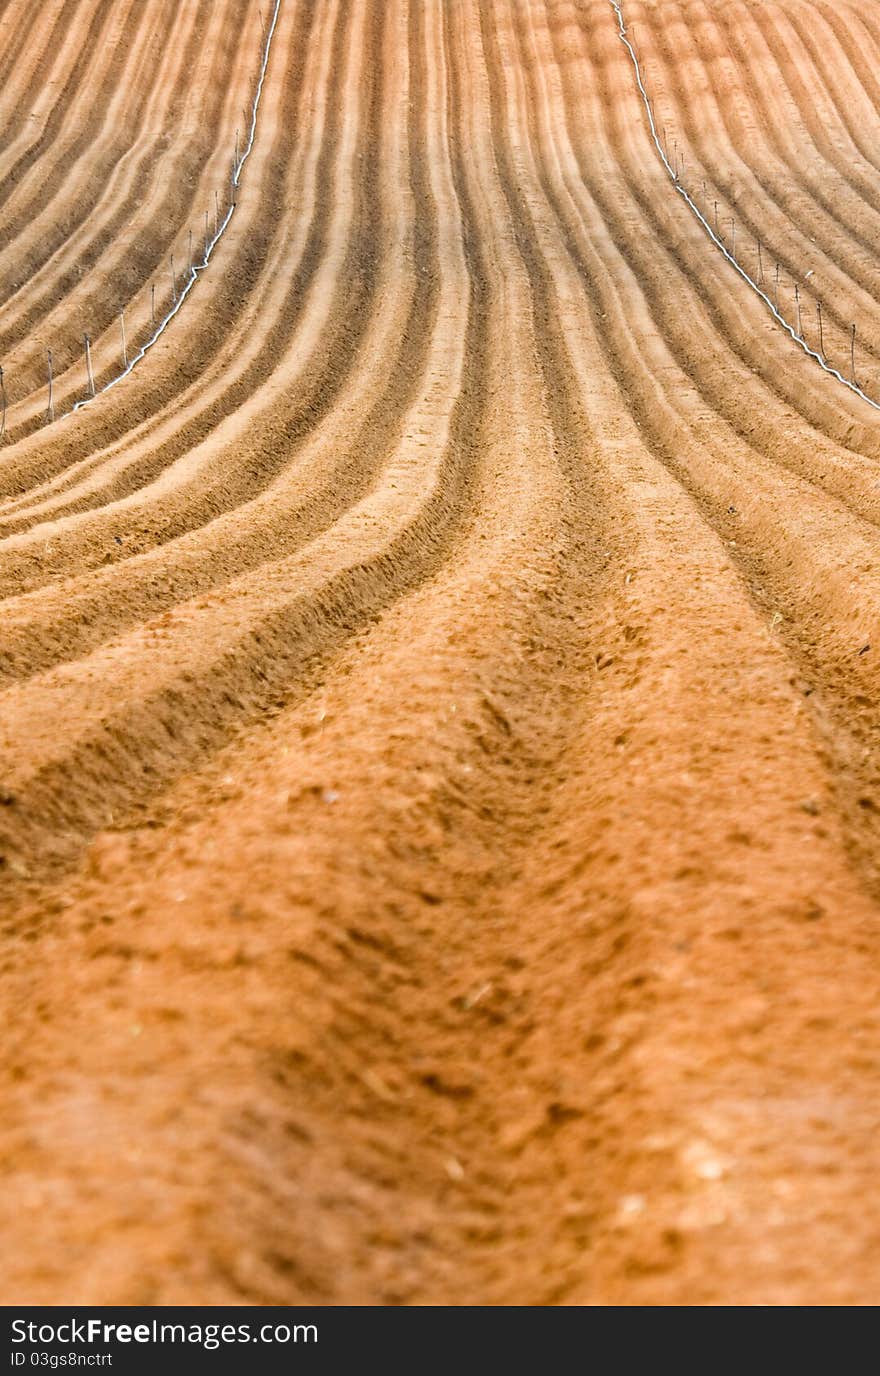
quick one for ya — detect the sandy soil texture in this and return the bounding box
[2,0,880,1305]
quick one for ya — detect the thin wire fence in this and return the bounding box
[0,0,282,440]
[609,0,880,413]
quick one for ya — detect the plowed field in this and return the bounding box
[2,0,880,1305]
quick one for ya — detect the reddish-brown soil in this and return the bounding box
[2,0,880,1305]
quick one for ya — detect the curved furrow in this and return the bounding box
[0,0,191,332]
[632,0,880,372]
[0,0,409,514]
[449,0,880,1303]
[543,4,880,900]
[0,1,93,179]
[0,0,481,884]
[0,0,313,471]
[497,0,880,814]
[756,0,880,190]
[563,9,880,530]
[815,0,880,158]
[0,3,206,358]
[0,0,453,682]
[619,0,880,384]
[0,1,59,101]
[502,7,877,677]
[0,0,145,240]
[0,0,415,599]
[0,0,620,1293]
[658,0,880,229]
[587,4,880,520]
[10,0,873,1305]
[683,0,880,353]
[3,0,880,1309]
[0,0,337,517]
[0,1,257,408]
[562,3,880,462]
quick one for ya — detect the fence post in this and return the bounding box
[204,209,210,258]
[851,323,857,386]
[214,188,220,238]
[795,283,802,338]
[84,333,95,397]
[170,254,177,303]
[46,349,54,424]
[714,200,719,235]
[151,283,156,327]
[188,228,193,276]
[120,310,127,368]
[775,263,780,312]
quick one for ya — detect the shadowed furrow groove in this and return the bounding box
[0,2,208,371]
[650,1,880,366]
[0,1,308,470]
[3,0,880,1310]
[0,0,265,422]
[639,1,880,351]
[0,0,453,681]
[0,0,406,594]
[0,0,483,883]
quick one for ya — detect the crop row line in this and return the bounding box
[0,0,283,440]
[609,0,880,414]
